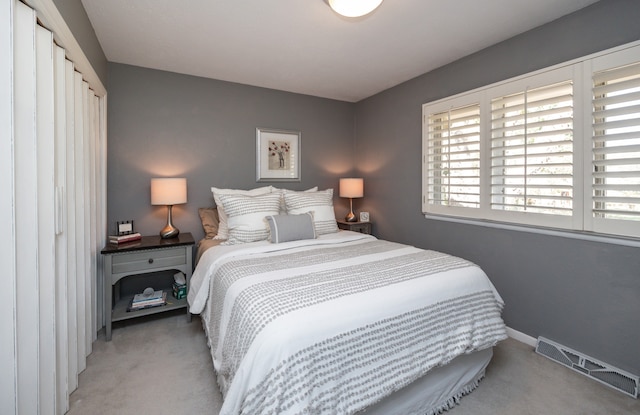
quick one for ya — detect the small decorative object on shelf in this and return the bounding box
[359,211,370,222]
[172,272,187,299]
[116,220,135,236]
[108,232,142,245]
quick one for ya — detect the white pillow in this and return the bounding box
[211,186,272,240]
[283,188,338,235]
[217,192,281,245]
[272,186,318,214]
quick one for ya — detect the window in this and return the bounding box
[423,43,640,239]
[490,81,574,217]
[591,60,640,236]
[425,103,481,211]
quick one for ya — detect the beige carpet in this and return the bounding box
[68,311,639,415]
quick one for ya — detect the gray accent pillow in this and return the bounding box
[266,213,317,243]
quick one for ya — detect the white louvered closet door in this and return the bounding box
[0,0,18,411]
[1,0,107,413]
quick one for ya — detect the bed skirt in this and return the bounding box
[363,347,493,415]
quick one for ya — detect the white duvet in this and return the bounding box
[188,232,507,415]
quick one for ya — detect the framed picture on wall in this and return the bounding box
[256,128,301,182]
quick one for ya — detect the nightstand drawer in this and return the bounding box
[111,247,186,274]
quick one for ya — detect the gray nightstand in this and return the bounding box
[101,233,195,341]
[337,220,372,235]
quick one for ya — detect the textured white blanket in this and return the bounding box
[188,232,507,415]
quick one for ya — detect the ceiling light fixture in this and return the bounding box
[328,0,383,18]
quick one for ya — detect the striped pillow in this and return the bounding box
[283,189,338,235]
[211,186,273,240]
[218,192,281,245]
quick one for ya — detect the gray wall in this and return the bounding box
[107,63,355,242]
[52,0,108,86]
[355,0,640,375]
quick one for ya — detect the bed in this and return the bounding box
[188,187,507,415]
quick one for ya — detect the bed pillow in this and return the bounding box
[283,188,338,235]
[217,192,281,245]
[211,186,272,240]
[266,213,316,243]
[272,186,318,213]
[198,207,219,239]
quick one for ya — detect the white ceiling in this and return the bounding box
[81,0,599,102]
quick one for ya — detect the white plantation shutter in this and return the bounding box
[490,81,574,217]
[426,103,481,211]
[422,43,640,239]
[592,60,640,236]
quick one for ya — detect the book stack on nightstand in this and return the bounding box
[127,289,166,312]
[108,232,142,245]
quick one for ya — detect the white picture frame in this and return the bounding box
[359,212,370,222]
[256,128,301,182]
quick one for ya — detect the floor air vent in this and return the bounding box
[535,336,638,398]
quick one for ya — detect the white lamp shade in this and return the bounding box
[329,0,383,17]
[151,178,187,205]
[339,178,364,198]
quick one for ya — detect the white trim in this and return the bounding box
[424,213,640,248]
[24,0,106,97]
[506,326,537,348]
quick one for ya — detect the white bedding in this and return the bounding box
[188,231,507,415]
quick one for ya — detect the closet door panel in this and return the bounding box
[73,71,87,373]
[36,23,56,415]
[0,0,17,410]
[14,3,39,413]
[54,44,70,415]
[65,59,79,394]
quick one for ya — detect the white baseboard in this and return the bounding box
[506,326,537,347]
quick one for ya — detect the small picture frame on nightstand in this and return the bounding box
[116,220,135,236]
[359,212,370,222]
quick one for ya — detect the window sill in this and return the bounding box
[423,213,640,248]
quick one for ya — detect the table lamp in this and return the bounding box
[151,178,187,238]
[339,178,363,222]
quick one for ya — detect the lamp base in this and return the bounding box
[344,211,357,222]
[345,197,358,222]
[160,204,180,238]
[160,225,179,239]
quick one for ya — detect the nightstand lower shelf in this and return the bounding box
[111,290,187,323]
